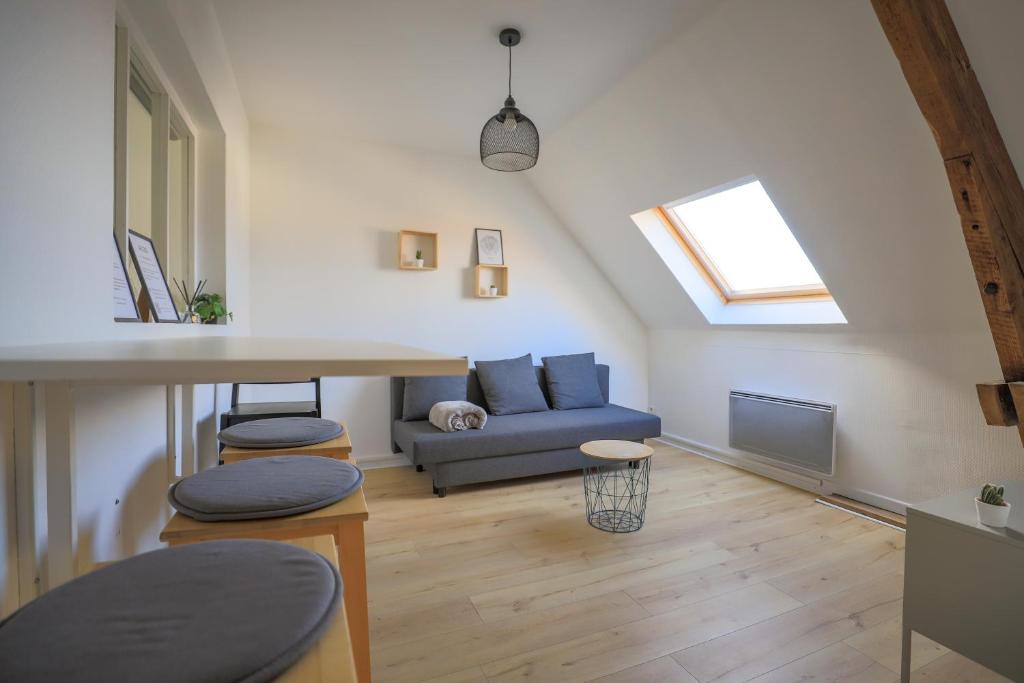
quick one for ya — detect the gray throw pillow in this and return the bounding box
[403,376,467,421]
[542,352,605,410]
[474,354,550,415]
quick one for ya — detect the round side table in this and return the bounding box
[580,440,655,533]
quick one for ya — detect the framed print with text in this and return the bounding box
[127,230,180,323]
[113,233,140,322]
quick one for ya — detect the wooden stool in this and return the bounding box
[160,488,370,683]
[92,537,357,683]
[221,425,352,464]
[278,535,358,683]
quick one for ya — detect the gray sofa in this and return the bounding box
[390,364,661,496]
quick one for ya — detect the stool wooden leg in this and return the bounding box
[337,521,370,683]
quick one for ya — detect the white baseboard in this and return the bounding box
[355,452,412,470]
[655,432,908,515]
[656,432,826,495]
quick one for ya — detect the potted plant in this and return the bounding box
[489,284,499,296]
[976,483,1011,527]
[194,292,233,325]
[415,250,425,268]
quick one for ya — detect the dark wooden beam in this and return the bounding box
[977,381,1018,426]
[873,0,1024,440]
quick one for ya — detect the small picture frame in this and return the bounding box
[112,233,140,322]
[127,230,181,323]
[476,228,504,265]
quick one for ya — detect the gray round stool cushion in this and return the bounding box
[219,417,343,449]
[0,539,341,683]
[169,455,364,522]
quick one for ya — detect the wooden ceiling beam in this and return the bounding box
[873,0,1024,440]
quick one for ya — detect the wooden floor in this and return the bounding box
[362,442,1009,683]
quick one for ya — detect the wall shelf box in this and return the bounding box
[398,230,438,270]
[475,265,509,298]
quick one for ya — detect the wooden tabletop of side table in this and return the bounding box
[580,439,655,462]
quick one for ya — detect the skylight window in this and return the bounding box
[660,179,830,303]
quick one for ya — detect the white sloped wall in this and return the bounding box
[529,0,1024,509]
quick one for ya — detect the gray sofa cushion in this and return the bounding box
[393,404,661,465]
[474,354,550,415]
[169,456,364,521]
[542,353,605,410]
[402,376,467,421]
[219,417,343,448]
[0,539,341,683]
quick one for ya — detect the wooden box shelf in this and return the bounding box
[475,265,508,298]
[398,230,438,270]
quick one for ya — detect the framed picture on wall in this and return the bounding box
[113,233,140,322]
[475,228,504,265]
[127,230,181,323]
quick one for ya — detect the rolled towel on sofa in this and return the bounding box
[429,401,488,433]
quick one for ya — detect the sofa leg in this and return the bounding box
[432,484,447,498]
[416,464,424,472]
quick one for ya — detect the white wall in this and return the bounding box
[0,0,248,610]
[247,125,648,459]
[529,0,1024,509]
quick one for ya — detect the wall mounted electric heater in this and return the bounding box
[728,390,836,477]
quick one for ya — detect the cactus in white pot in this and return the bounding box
[976,483,1011,527]
[415,250,425,268]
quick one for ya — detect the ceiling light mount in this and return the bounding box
[498,28,521,47]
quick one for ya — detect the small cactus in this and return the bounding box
[416,249,423,260]
[980,483,1006,507]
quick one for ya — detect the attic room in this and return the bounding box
[0,0,1022,681]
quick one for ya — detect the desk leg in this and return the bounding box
[43,381,77,589]
[337,521,370,683]
[11,383,42,607]
[901,623,912,682]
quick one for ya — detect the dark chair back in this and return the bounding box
[231,378,322,414]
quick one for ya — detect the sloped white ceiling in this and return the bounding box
[210,0,715,155]
[210,0,1024,336]
[528,0,1024,333]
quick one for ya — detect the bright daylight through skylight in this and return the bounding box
[668,180,825,296]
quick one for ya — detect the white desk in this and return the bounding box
[0,336,466,604]
[902,481,1024,681]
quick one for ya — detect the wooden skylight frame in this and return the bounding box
[653,205,833,305]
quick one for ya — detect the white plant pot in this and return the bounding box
[489,286,498,296]
[976,498,1011,527]
[415,259,425,268]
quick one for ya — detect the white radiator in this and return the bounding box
[728,390,836,477]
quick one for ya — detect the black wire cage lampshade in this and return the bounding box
[480,28,539,172]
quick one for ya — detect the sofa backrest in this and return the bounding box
[390,364,610,421]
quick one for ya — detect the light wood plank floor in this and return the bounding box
[363,441,1010,683]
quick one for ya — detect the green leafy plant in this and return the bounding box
[979,483,1006,506]
[194,292,233,324]
[416,249,423,260]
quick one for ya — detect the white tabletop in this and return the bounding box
[909,481,1023,549]
[0,336,468,383]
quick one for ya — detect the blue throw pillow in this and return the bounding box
[541,353,605,410]
[402,376,467,421]
[474,354,550,415]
